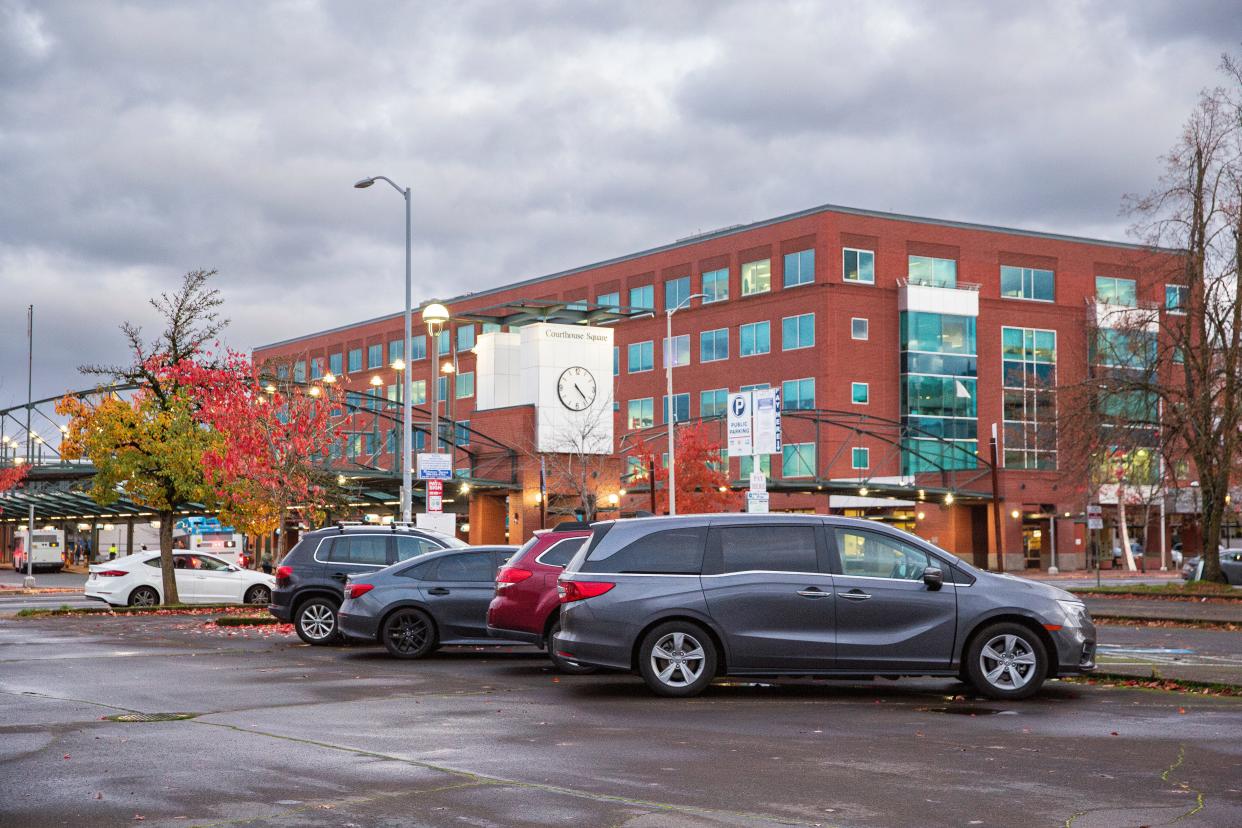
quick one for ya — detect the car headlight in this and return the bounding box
[1057,599,1089,626]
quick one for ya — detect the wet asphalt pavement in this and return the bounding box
[1,614,1241,828]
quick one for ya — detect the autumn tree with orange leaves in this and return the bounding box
[633,423,739,515]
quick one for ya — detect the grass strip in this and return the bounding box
[1070,583,1242,599]
[1091,614,1240,630]
[1063,673,1242,697]
[214,615,283,627]
[16,603,258,618]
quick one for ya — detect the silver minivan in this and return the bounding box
[553,514,1096,699]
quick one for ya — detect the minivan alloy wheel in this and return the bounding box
[650,631,706,688]
[978,633,1037,690]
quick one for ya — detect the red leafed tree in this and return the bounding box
[170,350,343,563]
[635,423,740,514]
[0,464,27,492]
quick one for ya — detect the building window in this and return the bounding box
[630,284,654,311]
[1165,284,1188,314]
[1002,327,1057,470]
[482,322,502,334]
[437,330,450,356]
[328,352,342,375]
[1095,276,1137,307]
[663,334,690,368]
[627,398,654,429]
[700,328,728,363]
[900,310,978,474]
[782,443,816,478]
[662,393,690,424]
[782,378,815,411]
[348,348,362,372]
[455,371,474,399]
[411,335,427,361]
[740,382,770,393]
[739,454,771,477]
[411,379,427,405]
[613,346,619,376]
[457,325,476,351]
[851,318,869,340]
[702,268,729,303]
[387,384,400,403]
[908,255,957,288]
[843,248,875,284]
[310,358,323,380]
[784,249,814,287]
[437,375,448,403]
[1000,266,1055,302]
[454,420,471,447]
[566,298,587,311]
[597,291,620,310]
[665,276,690,311]
[741,259,771,296]
[388,340,402,365]
[293,361,306,382]
[701,388,728,418]
[627,340,654,373]
[852,447,869,470]
[781,313,815,350]
[367,344,383,369]
[851,382,869,405]
[740,321,770,356]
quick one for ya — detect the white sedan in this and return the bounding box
[85,552,275,607]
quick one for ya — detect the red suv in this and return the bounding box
[487,523,593,673]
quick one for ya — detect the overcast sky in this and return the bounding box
[1,0,1240,413]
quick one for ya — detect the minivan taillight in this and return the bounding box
[558,580,614,603]
[275,565,293,584]
[346,583,373,600]
[495,567,533,591]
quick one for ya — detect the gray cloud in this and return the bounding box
[0,0,1239,416]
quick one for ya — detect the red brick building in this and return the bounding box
[254,202,1181,569]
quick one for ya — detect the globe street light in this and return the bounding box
[665,292,706,516]
[356,174,415,522]
[421,302,451,522]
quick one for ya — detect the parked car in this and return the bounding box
[84,552,275,607]
[1184,547,1242,585]
[486,523,593,673]
[269,524,467,645]
[553,514,1096,700]
[338,545,521,657]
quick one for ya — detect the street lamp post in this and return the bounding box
[355,175,415,522]
[665,293,706,516]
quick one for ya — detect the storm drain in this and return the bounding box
[104,712,198,723]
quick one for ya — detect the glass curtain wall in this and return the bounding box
[900,311,978,473]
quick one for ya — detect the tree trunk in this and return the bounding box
[1117,495,1137,571]
[158,511,179,604]
[1201,482,1226,582]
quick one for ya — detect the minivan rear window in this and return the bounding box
[718,525,818,574]
[580,527,706,574]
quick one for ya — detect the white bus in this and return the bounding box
[13,529,65,573]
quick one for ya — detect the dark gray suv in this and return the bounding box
[553,515,1095,699]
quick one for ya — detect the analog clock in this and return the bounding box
[557,366,597,411]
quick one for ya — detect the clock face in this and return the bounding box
[557,366,597,411]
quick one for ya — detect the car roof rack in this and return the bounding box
[334,520,426,534]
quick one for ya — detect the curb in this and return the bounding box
[1080,671,1242,695]
[1090,612,1239,629]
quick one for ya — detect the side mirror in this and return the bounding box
[922,567,943,591]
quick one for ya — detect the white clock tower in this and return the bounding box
[474,322,614,454]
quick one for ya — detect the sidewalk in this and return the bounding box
[1084,596,1242,624]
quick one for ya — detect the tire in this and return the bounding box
[636,621,717,698]
[380,608,438,659]
[547,619,597,675]
[244,585,272,606]
[128,586,160,607]
[294,597,343,645]
[965,622,1048,701]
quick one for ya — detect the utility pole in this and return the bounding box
[989,422,1005,573]
[24,305,35,588]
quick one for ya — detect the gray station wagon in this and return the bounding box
[553,514,1096,699]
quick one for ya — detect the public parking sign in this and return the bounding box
[727,392,753,456]
[417,453,453,480]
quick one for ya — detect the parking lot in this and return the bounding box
[1,613,1239,827]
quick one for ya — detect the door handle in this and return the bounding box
[838,590,872,600]
[796,587,830,598]
[331,572,348,583]
[427,587,450,596]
